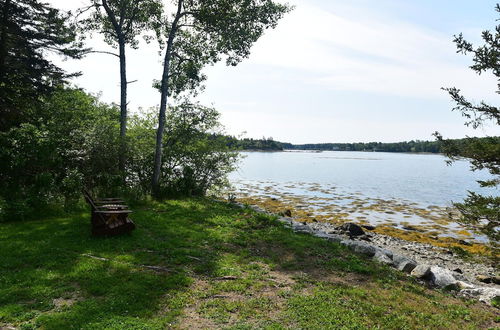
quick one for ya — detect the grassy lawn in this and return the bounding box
[0,199,498,329]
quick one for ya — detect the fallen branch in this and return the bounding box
[81,253,169,273]
[215,275,238,281]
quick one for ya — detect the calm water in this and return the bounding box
[229,151,498,241]
[230,151,497,206]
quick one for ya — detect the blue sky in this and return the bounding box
[51,0,500,143]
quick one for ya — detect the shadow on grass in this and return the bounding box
[0,200,223,328]
[0,199,411,328]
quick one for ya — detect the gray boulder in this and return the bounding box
[457,281,475,290]
[428,266,458,288]
[375,247,393,259]
[312,231,333,239]
[292,224,313,234]
[341,240,377,257]
[398,260,417,273]
[392,254,417,273]
[233,202,245,209]
[373,250,393,265]
[410,264,431,279]
[277,217,293,226]
[325,234,343,243]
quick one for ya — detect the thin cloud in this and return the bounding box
[247,1,497,100]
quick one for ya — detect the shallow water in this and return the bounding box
[229,151,498,242]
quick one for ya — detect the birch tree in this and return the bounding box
[151,0,291,195]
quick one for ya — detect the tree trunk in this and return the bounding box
[151,0,183,196]
[118,40,127,174]
[0,0,11,80]
[151,50,171,196]
[101,0,127,177]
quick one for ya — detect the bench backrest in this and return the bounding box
[83,189,98,211]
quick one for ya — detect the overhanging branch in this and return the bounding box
[83,50,120,58]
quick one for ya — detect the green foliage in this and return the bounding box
[0,86,239,220]
[436,4,500,245]
[283,140,443,153]
[493,296,500,308]
[128,103,239,198]
[0,0,84,131]
[158,0,293,98]
[159,103,239,197]
[78,0,164,174]
[454,192,499,242]
[225,136,285,151]
[0,1,280,214]
[0,87,122,220]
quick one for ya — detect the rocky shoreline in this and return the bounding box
[237,202,499,306]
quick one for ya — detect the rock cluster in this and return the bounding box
[233,202,499,306]
[307,220,499,305]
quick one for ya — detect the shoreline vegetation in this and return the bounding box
[223,136,498,153]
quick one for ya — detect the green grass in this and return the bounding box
[0,199,498,329]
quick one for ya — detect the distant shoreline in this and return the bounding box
[227,136,497,154]
[240,149,443,155]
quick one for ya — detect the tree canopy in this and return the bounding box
[0,0,83,131]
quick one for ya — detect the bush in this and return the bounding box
[0,87,122,220]
[127,102,239,198]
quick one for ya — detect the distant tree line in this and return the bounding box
[221,137,500,154]
[223,136,284,151]
[281,140,443,153]
[221,137,444,153]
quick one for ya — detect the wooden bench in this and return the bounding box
[83,190,135,236]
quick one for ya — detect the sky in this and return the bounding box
[49,0,500,143]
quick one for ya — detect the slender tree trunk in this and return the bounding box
[101,0,128,177]
[118,40,127,174]
[151,50,171,196]
[0,0,11,80]
[151,0,183,196]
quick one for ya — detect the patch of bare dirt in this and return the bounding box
[52,297,77,309]
[175,268,298,329]
[52,289,82,310]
